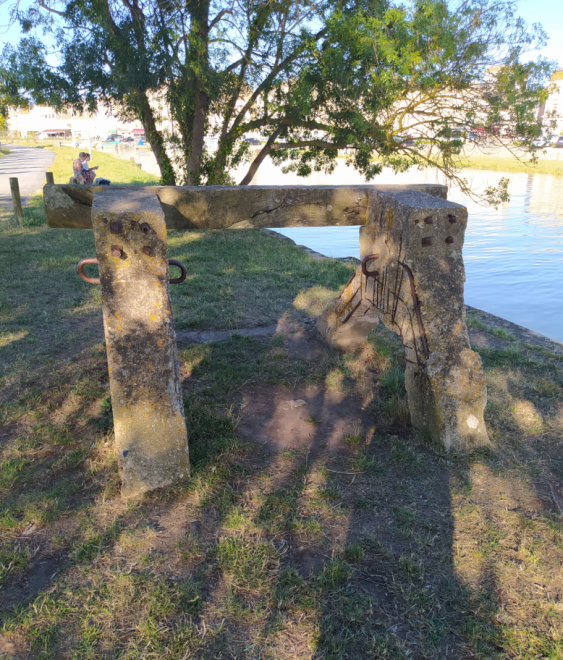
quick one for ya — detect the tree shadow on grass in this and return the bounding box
[1,214,562,657]
[3,337,563,658]
[168,328,563,659]
[143,330,510,659]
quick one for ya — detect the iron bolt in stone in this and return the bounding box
[110,221,123,234]
[143,246,152,256]
[445,236,454,244]
[422,237,433,247]
[111,245,123,258]
[140,222,151,234]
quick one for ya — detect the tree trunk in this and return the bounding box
[138,93,176,186]
[186,89,209,185]
[184,0,210,186]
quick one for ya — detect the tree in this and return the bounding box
[1,0,555,198]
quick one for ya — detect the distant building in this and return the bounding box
[5,104,144,140]
[538,69,563,135]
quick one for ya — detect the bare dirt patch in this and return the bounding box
[2,217,563,659]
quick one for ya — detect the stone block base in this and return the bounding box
[317,189,489,452]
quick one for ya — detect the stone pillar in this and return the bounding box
[317,189,489,452]
[91,189,189,497]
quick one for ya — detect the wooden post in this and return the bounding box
[9,177,23,226]
[45,172,55,185]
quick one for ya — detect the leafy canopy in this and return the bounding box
[0,0,555,198]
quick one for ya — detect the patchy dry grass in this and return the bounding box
[1,200,563,659]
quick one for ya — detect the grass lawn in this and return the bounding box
[459,155,563,176]
[1,159,563,659]
[45,146,160,186]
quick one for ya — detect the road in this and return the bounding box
[0,145,56,209]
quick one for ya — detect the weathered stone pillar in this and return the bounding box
[317,189,489,452]
[91,189,189,497]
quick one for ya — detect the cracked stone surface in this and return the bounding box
[44,183,447,230]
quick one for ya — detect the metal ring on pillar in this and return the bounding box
[169,259,187,284]
[77,257,187,285]
[77,258,100,284]
[361,254,379,278]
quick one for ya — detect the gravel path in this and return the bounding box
[0,145,56,209]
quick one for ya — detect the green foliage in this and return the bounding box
[343,542,365,563]
[0,544,31,586]
[1,0,554,198]
[318,558,352,590]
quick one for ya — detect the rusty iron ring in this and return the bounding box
[77,258,100,284]
[77,258,188,284]
[168,260,187,284]
[361,253,379,278]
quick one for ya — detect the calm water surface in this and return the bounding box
[251,163,563,342]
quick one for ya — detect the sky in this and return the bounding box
[514,0,563,67]
[1,0,561,69]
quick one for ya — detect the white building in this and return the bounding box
[539,69,563,136]
[5,104,144,140]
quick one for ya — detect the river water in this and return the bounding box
[248,162,563,342]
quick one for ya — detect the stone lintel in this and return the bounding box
[44,183,448,230]
[91,189,189,498]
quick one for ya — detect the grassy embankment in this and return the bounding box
[0,147,12,158]
[0,148,563,659]
[459,155,563,176]
[47,146,160,186]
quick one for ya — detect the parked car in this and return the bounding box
[434,128,467,142]
[244,137,261,145]
[393,135,415,146]
[554,137,563,149]
[532,136,556,148]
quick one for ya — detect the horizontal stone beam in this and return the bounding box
[44,183,447,230]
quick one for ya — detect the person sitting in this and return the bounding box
[81,153,99,184]
[72,153,86,183]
